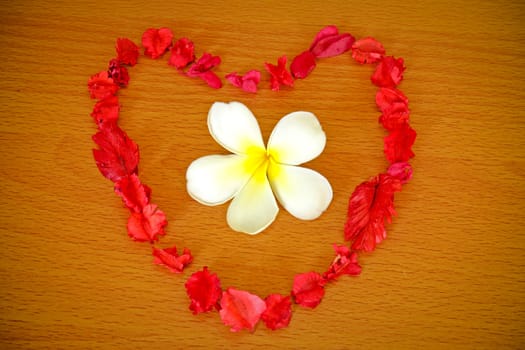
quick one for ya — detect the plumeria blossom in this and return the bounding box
[186,101,332,234]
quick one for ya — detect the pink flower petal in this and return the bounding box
[219,288,266,332]
[387,162,413,184]
[323,245,362,281]
[309,25,355,58]
[225,70,261,93]
[141,27,173,59]
[371,56,406,88]
[126,204,167,242]
[168,37,195,69]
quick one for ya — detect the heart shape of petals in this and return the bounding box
[186,101,333,234]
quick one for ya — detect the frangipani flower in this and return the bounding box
[186,101,332,234]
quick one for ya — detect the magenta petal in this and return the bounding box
[311,33,355,58]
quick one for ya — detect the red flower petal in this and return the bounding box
[87,71,118,100]
[114,174,151,212]
[351,37,386,64]
[376,87,410,130]
[323,245,362,282]
[260,294,292,330]
[290,50,317,79]
[264,55,294,91]
[344,174,403,252]
[387,162,413,184]
[225,70,261,93]
[371,56,406,88]
[309,25,355,58]
[219,288,266,332]
[91,95,120,128]
[126,203,167,242]
[376,87,408,113]
[185,267,222,314]
[142,27,173,59]
[108,59,130,86]
[116,38,139,66]
[291,272,326,308]
[92,124,139,182]
[152,246,193,273]
[384,123,417,163]
[168,37,195,69]
[187,53,222,88]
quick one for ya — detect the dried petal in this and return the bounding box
[376,87,410,130]
[371,56,406,88]
[291,272,326,308]
[116,38,140,66]
[290,50,316,79]
[108,58,130,86]
[126,204,167,242]
[92,124,139,182]
[219,288,266,332]
[225,70,261,93]
[384,123,417,163]
[261,294,292,330]
[91,95,120,128]
[142,27,173,59]
[309,25,355,58]
[187,53,222,88]
[114,174,151,212]
[185,267,222,314]
[168,37,195,69]
[152,246,193,273]
[351,37,386,64]
[87,71,118,100]
[344,174,402,252]
[264,56,294,91]
[387,162,413,184]
[323,245,362,281]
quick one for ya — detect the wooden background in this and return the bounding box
[1,0,524,349]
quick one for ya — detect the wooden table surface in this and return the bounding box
[1,0,524,349]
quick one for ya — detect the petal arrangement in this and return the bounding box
[87,25,416,332]
[186,101,332,234]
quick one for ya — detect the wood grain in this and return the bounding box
[1,0,524,348]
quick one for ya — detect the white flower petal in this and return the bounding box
[268,162,332,220]
[227,164,279,234]
[267,111,326,165]
[208,101,266,155]
[186,154,264,205]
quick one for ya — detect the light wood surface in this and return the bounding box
[1,0,524,349]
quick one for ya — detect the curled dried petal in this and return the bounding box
[152,246,193,273]
[185,267,222,314]
[219,288,266,332]
[351,37,386,64]
[291,272,326,308]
